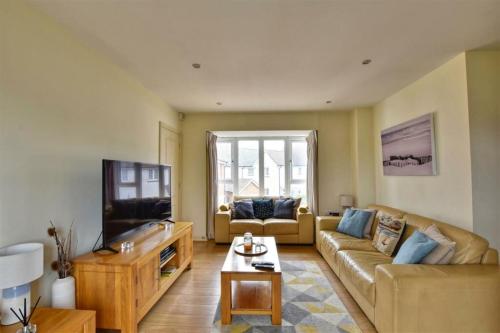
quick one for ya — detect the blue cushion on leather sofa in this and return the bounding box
[336,208,372,239]
[393,231,439,264]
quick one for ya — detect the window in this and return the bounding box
[148,168,158,180]
[216,136,307,205]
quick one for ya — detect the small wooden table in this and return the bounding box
[0,307,96,333]
[221,236,282,325]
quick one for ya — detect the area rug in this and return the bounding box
[212,260,361,333]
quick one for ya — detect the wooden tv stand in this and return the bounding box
[73,222,193,333]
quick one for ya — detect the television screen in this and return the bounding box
[102,159,171,245]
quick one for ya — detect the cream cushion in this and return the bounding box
[229,219,264,234]
[421,224,456,264]
[263,219,298,235]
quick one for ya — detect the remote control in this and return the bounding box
[251,261,274,266]
[253,264,275,270]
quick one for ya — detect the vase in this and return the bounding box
[51,276,75,309]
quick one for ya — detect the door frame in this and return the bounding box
[159,122,182,219]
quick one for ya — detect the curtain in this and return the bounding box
[306,130,319,216]
[206,131,218,240]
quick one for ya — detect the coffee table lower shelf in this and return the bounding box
[221,272,282,325]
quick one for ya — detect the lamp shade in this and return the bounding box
[339,195,354,207]
[0,243,43,289]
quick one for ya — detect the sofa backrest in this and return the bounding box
[368,204,492,264]
[402,213,490,264]
[233,195,280,202]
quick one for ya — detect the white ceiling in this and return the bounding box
[30,0,500,113]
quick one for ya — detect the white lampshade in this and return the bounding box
[339,195,354,207]
[0,243,44,289]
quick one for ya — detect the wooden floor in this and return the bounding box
[137,241,377,333]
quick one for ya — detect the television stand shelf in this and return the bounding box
[73,221,193,333]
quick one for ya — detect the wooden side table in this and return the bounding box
[0,308,96,333]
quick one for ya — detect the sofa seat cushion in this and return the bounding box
[337,250,393,306]
[229,219,264,234]
[321,231,378,253]
[263,219,298,235]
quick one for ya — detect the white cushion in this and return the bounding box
[352,208,377,239]
[421,224,456,264]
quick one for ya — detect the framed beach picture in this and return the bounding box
[381,113,437,176]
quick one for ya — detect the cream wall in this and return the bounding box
[466,51,500,249]
[0,0,178,304]
[350,108,376,208]
[373,54,474,231]
[180,111,353,240]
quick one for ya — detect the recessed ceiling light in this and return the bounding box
[362,59,372,65]
[326,100,332,104]
[192,63,201,69]
[216,102,223,106]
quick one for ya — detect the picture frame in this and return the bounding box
[381,113,437,176]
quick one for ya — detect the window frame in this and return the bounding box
[217,136,307,199]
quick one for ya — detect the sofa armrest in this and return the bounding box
[214,210,231,243]
[316,216,342,231]
[375,264,500,333]
[297,211,313,244]
[315,216,341,251]
[481,248,499,264]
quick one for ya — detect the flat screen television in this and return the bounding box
[101,159,171,248]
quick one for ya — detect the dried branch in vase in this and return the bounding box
[48,221,74,279]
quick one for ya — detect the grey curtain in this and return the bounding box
[206,131,218,240]
[306,130,319,216]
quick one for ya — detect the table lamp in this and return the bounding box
[339,194,354,213]
[0,243,43,325]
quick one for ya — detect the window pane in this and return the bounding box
[290,183,307,200]
[118,187,136,199]
[264,140,285,196]
[238,140,259,196]
[163,166,171,197]
[141,166,160,198]
[120,164,135,183]
[217,182,234,205]
[292,141,307,180]
[217,142,232,181]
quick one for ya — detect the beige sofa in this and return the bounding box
[215,196,314,244]
[316,204,500,333]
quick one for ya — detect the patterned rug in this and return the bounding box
[212,260,361,333]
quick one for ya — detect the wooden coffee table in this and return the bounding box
[220,236,282,325]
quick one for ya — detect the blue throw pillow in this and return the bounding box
[273,199,295,219]
[393,231,439,264]
[234,200,255,219]
[252,199,274,220]
[336,208,372,238]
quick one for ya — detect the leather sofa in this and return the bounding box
[316,204,500,333]
[214,196,314,244]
